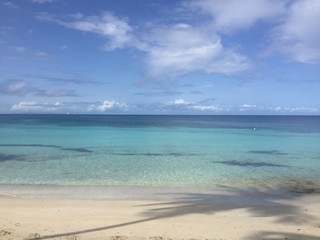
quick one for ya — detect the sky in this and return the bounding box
[0,0,320,114]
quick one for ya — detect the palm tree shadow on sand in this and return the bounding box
[34,187,319,240]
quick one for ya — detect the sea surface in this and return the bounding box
[0,115,319,191]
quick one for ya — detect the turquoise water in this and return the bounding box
[0,115,319,189]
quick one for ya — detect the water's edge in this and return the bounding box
[0,184,319,203]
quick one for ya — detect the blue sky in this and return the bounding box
[0,0,319,114]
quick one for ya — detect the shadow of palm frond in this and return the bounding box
[35,188,319,240]
[139,188,317,224]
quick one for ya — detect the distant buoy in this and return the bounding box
[253,128,256,131]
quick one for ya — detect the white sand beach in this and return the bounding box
[0,187,319,240]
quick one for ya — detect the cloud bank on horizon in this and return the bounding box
[0,0,319,114]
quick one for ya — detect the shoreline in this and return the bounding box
[1,183,320,200]
[1,185,320,239]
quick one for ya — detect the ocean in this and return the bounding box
[0,114,319,191]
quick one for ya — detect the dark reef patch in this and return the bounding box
[61,147,93,153]
[0,144,92,154]
[212,160,290,168]
[112,152,195,157]
[0,144,59,148]
[248,150,288,155]
[0,153,23,162]
[167,152,196,157]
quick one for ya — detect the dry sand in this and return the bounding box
[0,188,320,240]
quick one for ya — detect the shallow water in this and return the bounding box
[0,115,319,190]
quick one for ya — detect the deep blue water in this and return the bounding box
[1,114,319,132]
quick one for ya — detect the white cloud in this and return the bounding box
[34,51,49,57]
[11,101,61,112]
[33,0,320,85]
[7,82,27,94]
[37,0,320,81]
[0,80,78,97]
[187,0,285,33]
[272,0,320,63]
[238,105,319,113]
[142,24,250,79]
[241,104,257,108]
[2,1,19,9]
[0,80,30,96]
[239,104,260,112]
[10,101,91,113]
[290,107,318,113]
[32,0,55,3]
[9,99,319,114]
[9,45,50,59]
[168,99,228,112]
[274,106,319,113]
[190,105,224,111]
[169,99,189,105]
[41,12,133,51]
[187,0,320,64]
[88,100,128,112]
[35,89,77,97]
[39,12,249,78]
